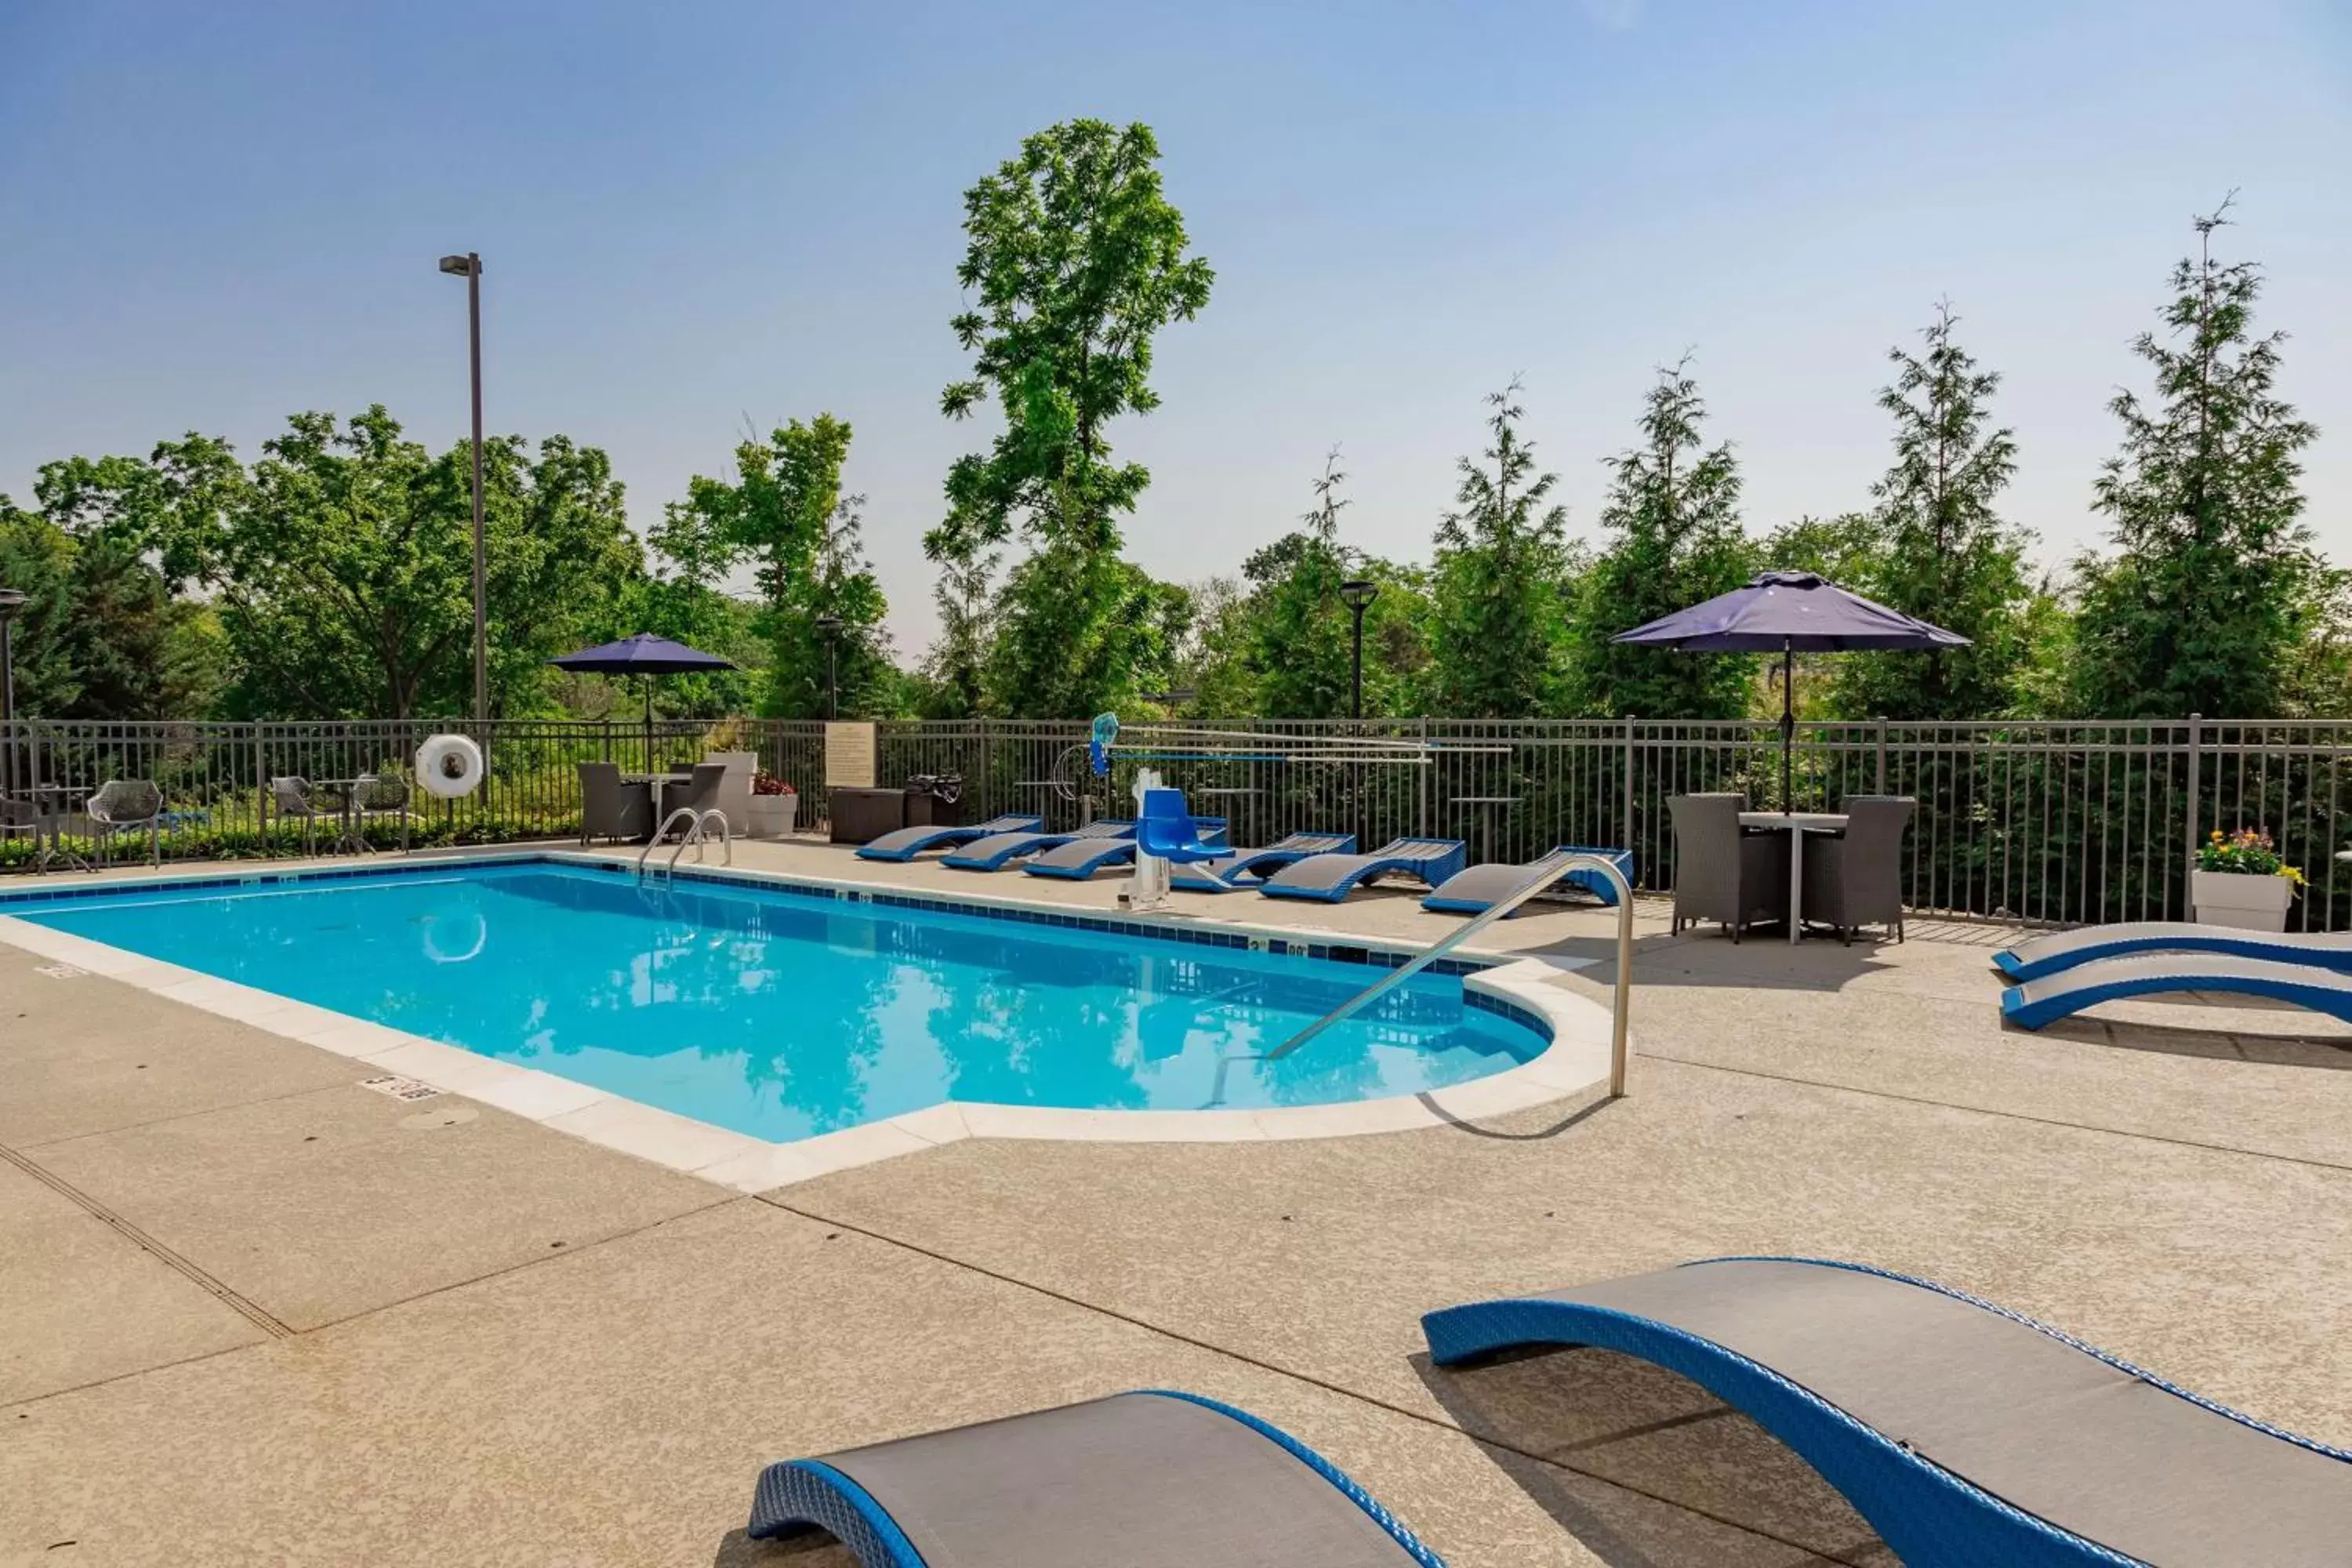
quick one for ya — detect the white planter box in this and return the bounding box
[746,794,798,840]
[2190,869,2293,931]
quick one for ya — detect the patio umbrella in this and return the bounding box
[550,633,736,760]
[1610,571,1968,811]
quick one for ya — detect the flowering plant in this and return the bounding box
[2197,827,2303,888]
[753,772,795,797]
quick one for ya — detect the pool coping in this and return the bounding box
[0,850,1618,1193]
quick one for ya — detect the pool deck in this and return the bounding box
[4,837,2350,1565]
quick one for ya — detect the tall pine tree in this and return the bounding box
[2071,202,2321,718]
[1427,383,1575,717]
[1842,303,2031,719]
[1570,363,1755,718]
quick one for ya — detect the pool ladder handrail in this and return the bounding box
[1260,853,1634,1098]
[637,807,732,882]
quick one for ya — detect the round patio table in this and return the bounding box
[1739,811,1849,945]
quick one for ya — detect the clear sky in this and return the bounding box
[3,0,2347,655]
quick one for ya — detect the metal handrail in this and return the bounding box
[637,807,731,880]
[665,809,731,876]
[1263,853,1635,1099]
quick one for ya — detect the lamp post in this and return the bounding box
[1339,579,1378,720]
[437,252,488,726]
[0,587,24,800]
[815,615,844,720]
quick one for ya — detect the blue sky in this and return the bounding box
[3,0,2347,654]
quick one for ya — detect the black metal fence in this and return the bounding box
[7,713,2349,932]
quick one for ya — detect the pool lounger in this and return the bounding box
[1999,952,2352,1030]
[1421,844,1633,914]
[855,813,1045,863]
[1256,837,1468,904]
[1423,1256,2352,1568]
[1170,831,1357,892]
[1992,920,2352,982]
[1022,817,1228,880]
[942,818,1135,872]
[745,1388,1444,1567]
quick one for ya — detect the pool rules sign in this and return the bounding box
[825,722,877,789]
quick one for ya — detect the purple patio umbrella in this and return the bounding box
[1611,571,1969,811]
[550,633,736,755]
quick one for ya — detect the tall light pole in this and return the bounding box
[438,252,487,726]
[0,587,24,800]
[1340,579,1378,720]
[815,615,844,720]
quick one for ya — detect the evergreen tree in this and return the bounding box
[927,118,1213,717]
[1427,383,1576,717]
[1241,448,1357,719]
[1570,363,1755,718]
[2071,202,2322,717]
[1842,303,2031,719]
[914,547,998,719]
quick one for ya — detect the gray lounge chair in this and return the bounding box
[85,778,165,866]
[1993,921,2352,982]
[1425,1256,2352,1568]
[1801,794,1915,943]
[578,762,653,845]
[2002,952,2352,1030]
[1255,837,1468,903]
[1170,831,1356,892]
[745,1389,1442,1566]
[1421,844,1633,914]
[1667,793,1788,941]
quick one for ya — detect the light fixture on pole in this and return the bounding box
[814,615,844,720]
[438,252,488,726]
[1339,579,1379,720]
[0,586,24,800]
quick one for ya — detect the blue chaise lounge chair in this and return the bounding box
[745,1388,1446,1566]
[1424,1256,2352,1568]
[942,817,1134,872]
[1022,816,1225,880]
[1170,831,1356,893]
[855,812,1045,863]
[1256,837,1467,904]
[1993,920,2352,982]
[1421,844,1633,915]
[2000,952,2352,1030]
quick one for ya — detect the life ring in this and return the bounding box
[416,734,485,799]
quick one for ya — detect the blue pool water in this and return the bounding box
[13,862,1545,1142]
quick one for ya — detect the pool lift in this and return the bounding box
[637,805,732,885]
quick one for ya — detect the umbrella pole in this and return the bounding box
[643,677,653,771]
[1780,640,1795,814]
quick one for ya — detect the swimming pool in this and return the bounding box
[7,859,1550,1144]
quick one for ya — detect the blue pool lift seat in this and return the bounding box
[856,812,1045,863]
[1171,831,1358,893]
[1256,837,1468,904]
[942,817,1135,872]
[746,1388,1443,1566]
[1425,1257,2352,1568]
[1024,797,1227,880]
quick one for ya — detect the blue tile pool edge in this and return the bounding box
[0,851,1618,1189]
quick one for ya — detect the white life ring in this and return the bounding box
[416,734,485,799]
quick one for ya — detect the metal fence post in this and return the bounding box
[2184,711,2201,895]
[1875,717,1887,794]
[1621,715,1636,878]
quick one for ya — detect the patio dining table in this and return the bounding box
[1740,811,1849,946]
[16,783,96,873]
[622,771,694,840]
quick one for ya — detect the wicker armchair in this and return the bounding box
[1668,793,1791,942]
[351,769,411,853]
[1802,795,1916,944]
[86,779,165,866]
[579,762,653,846]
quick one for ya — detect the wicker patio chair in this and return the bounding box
[86,779,165,867]
[1667,792,1790,942]
[1802,794,1916,944]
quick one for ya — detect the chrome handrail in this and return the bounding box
[665,809,731,876]
[637,807,731,880]
[1262,853,1635,1098]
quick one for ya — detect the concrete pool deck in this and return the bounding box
[3,837,2350,1564]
